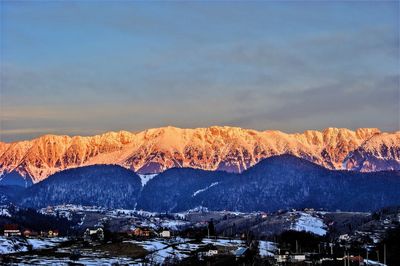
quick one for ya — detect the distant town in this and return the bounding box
[0,204,398,265]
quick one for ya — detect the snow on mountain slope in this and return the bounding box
[290,212,327,236]
[138,174,158,187]
[0,126,397,183]
[343,132,400,172]
[192,182,219,197]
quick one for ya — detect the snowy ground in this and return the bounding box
[290,212,327,236]
[127,239,187,264]
[364,259,387,266]
[0,205,11,217]
[0,236,68,254]
[1,235,274,265]
[202,238,244,247]
[16,256,138,266]
[27,237,68,250]
[0,237,28,254]
[127,237,248,265]
[160,220,190,230]
[258,240,277,257]
[134,240,187,264]
[138,174,158,187]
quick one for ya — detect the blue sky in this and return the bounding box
[1,1,399,142]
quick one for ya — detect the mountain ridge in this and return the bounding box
[0,126,399,183]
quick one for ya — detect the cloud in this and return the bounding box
[1,2,399,140]
[224,74,399,132]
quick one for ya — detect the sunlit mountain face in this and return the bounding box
[0,126,398,184]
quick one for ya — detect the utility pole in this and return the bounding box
[296,240,298,253]
[348,251,350,266]
[384,244,386,265]
[366,249,368,266]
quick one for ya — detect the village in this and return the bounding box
[0,204,398,265]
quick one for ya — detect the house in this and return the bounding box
[275,254,290,263]
[344,255,364,264]
[132,227,151,237]
[339,234,350,242]
[275,250,291,263]
[3,224,21,237]
[48,230,59,237]
[160,230,171,238]
[198,249,219,258]
[23,229,38,238]
[205,249,218,256]
[40,230,59,238]
[84,227,104,242]
[197,244,219,259]
[23,229,32,237]
[235,247,249,258]
[290,254,306,262]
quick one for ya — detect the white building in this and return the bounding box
[160,230,171,238]
[84,227,104,241]
[4,229,21,237]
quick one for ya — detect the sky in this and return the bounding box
[0,1,399,142]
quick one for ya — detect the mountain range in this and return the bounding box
[0,126,399,185]
[10,155,400,212]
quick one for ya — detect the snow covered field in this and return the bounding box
[0,236,68,254]
[202,238,244,247]
[290,212,327,236]
[258,240,277,257]
[126,237,249,265]
[129,239,187,264]
[0,237,28,254]
[1,233,276,265]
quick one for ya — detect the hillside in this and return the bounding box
[19,165,142,209]
[12,155,399,212]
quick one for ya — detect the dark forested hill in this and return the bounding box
[19,165,142,209]
[136,168,231,212]
[190,155,400,212]
[4,155,400,212]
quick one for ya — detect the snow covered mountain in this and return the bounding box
[343,132,400,172]
[0,126,398,184]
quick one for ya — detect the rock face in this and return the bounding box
[343,132,400,172]
[0,126,398,183]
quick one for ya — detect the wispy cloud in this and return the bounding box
[1,1,399,140]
